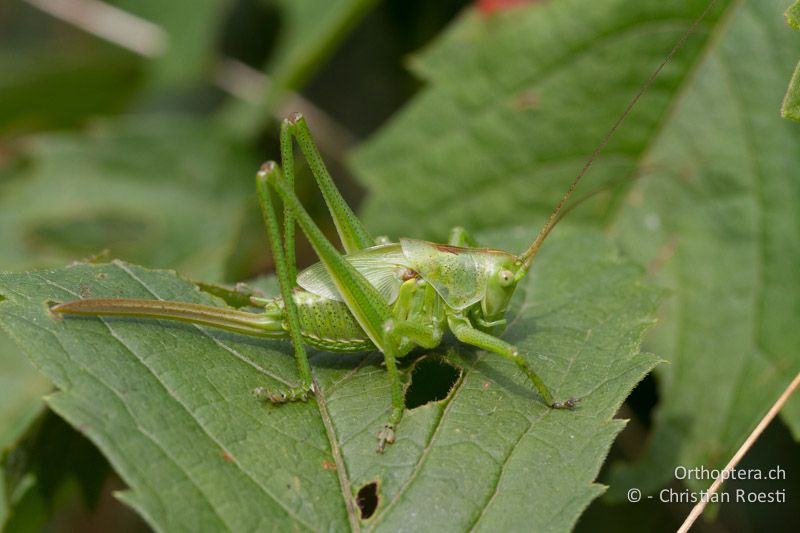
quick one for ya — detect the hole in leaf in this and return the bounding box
[356,482,378,520]
[405,357,461,409]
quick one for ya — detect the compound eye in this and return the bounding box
[498,269,515,287]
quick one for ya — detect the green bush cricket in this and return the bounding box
[51,112,577,452]
[51,2,716,453]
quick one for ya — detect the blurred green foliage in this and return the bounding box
[782,1,800,119]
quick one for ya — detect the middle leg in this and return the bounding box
[447,314,578,409]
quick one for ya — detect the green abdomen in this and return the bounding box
[292,291,375,352]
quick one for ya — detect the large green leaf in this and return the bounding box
[0,229,659,531]
[351,0,800,498]
[607,0,800,495]
[351,0,726,238]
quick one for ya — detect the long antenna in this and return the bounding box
[520,0,719,270]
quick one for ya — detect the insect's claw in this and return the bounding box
[376,424,396,453]
[551,397,580,410]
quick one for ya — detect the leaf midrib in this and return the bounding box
[313,376,362,531]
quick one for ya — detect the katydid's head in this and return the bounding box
[485,202,573,319]
[481,254,524,322]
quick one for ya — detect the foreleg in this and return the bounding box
[387,280,443,351]
[448,315,578,409]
